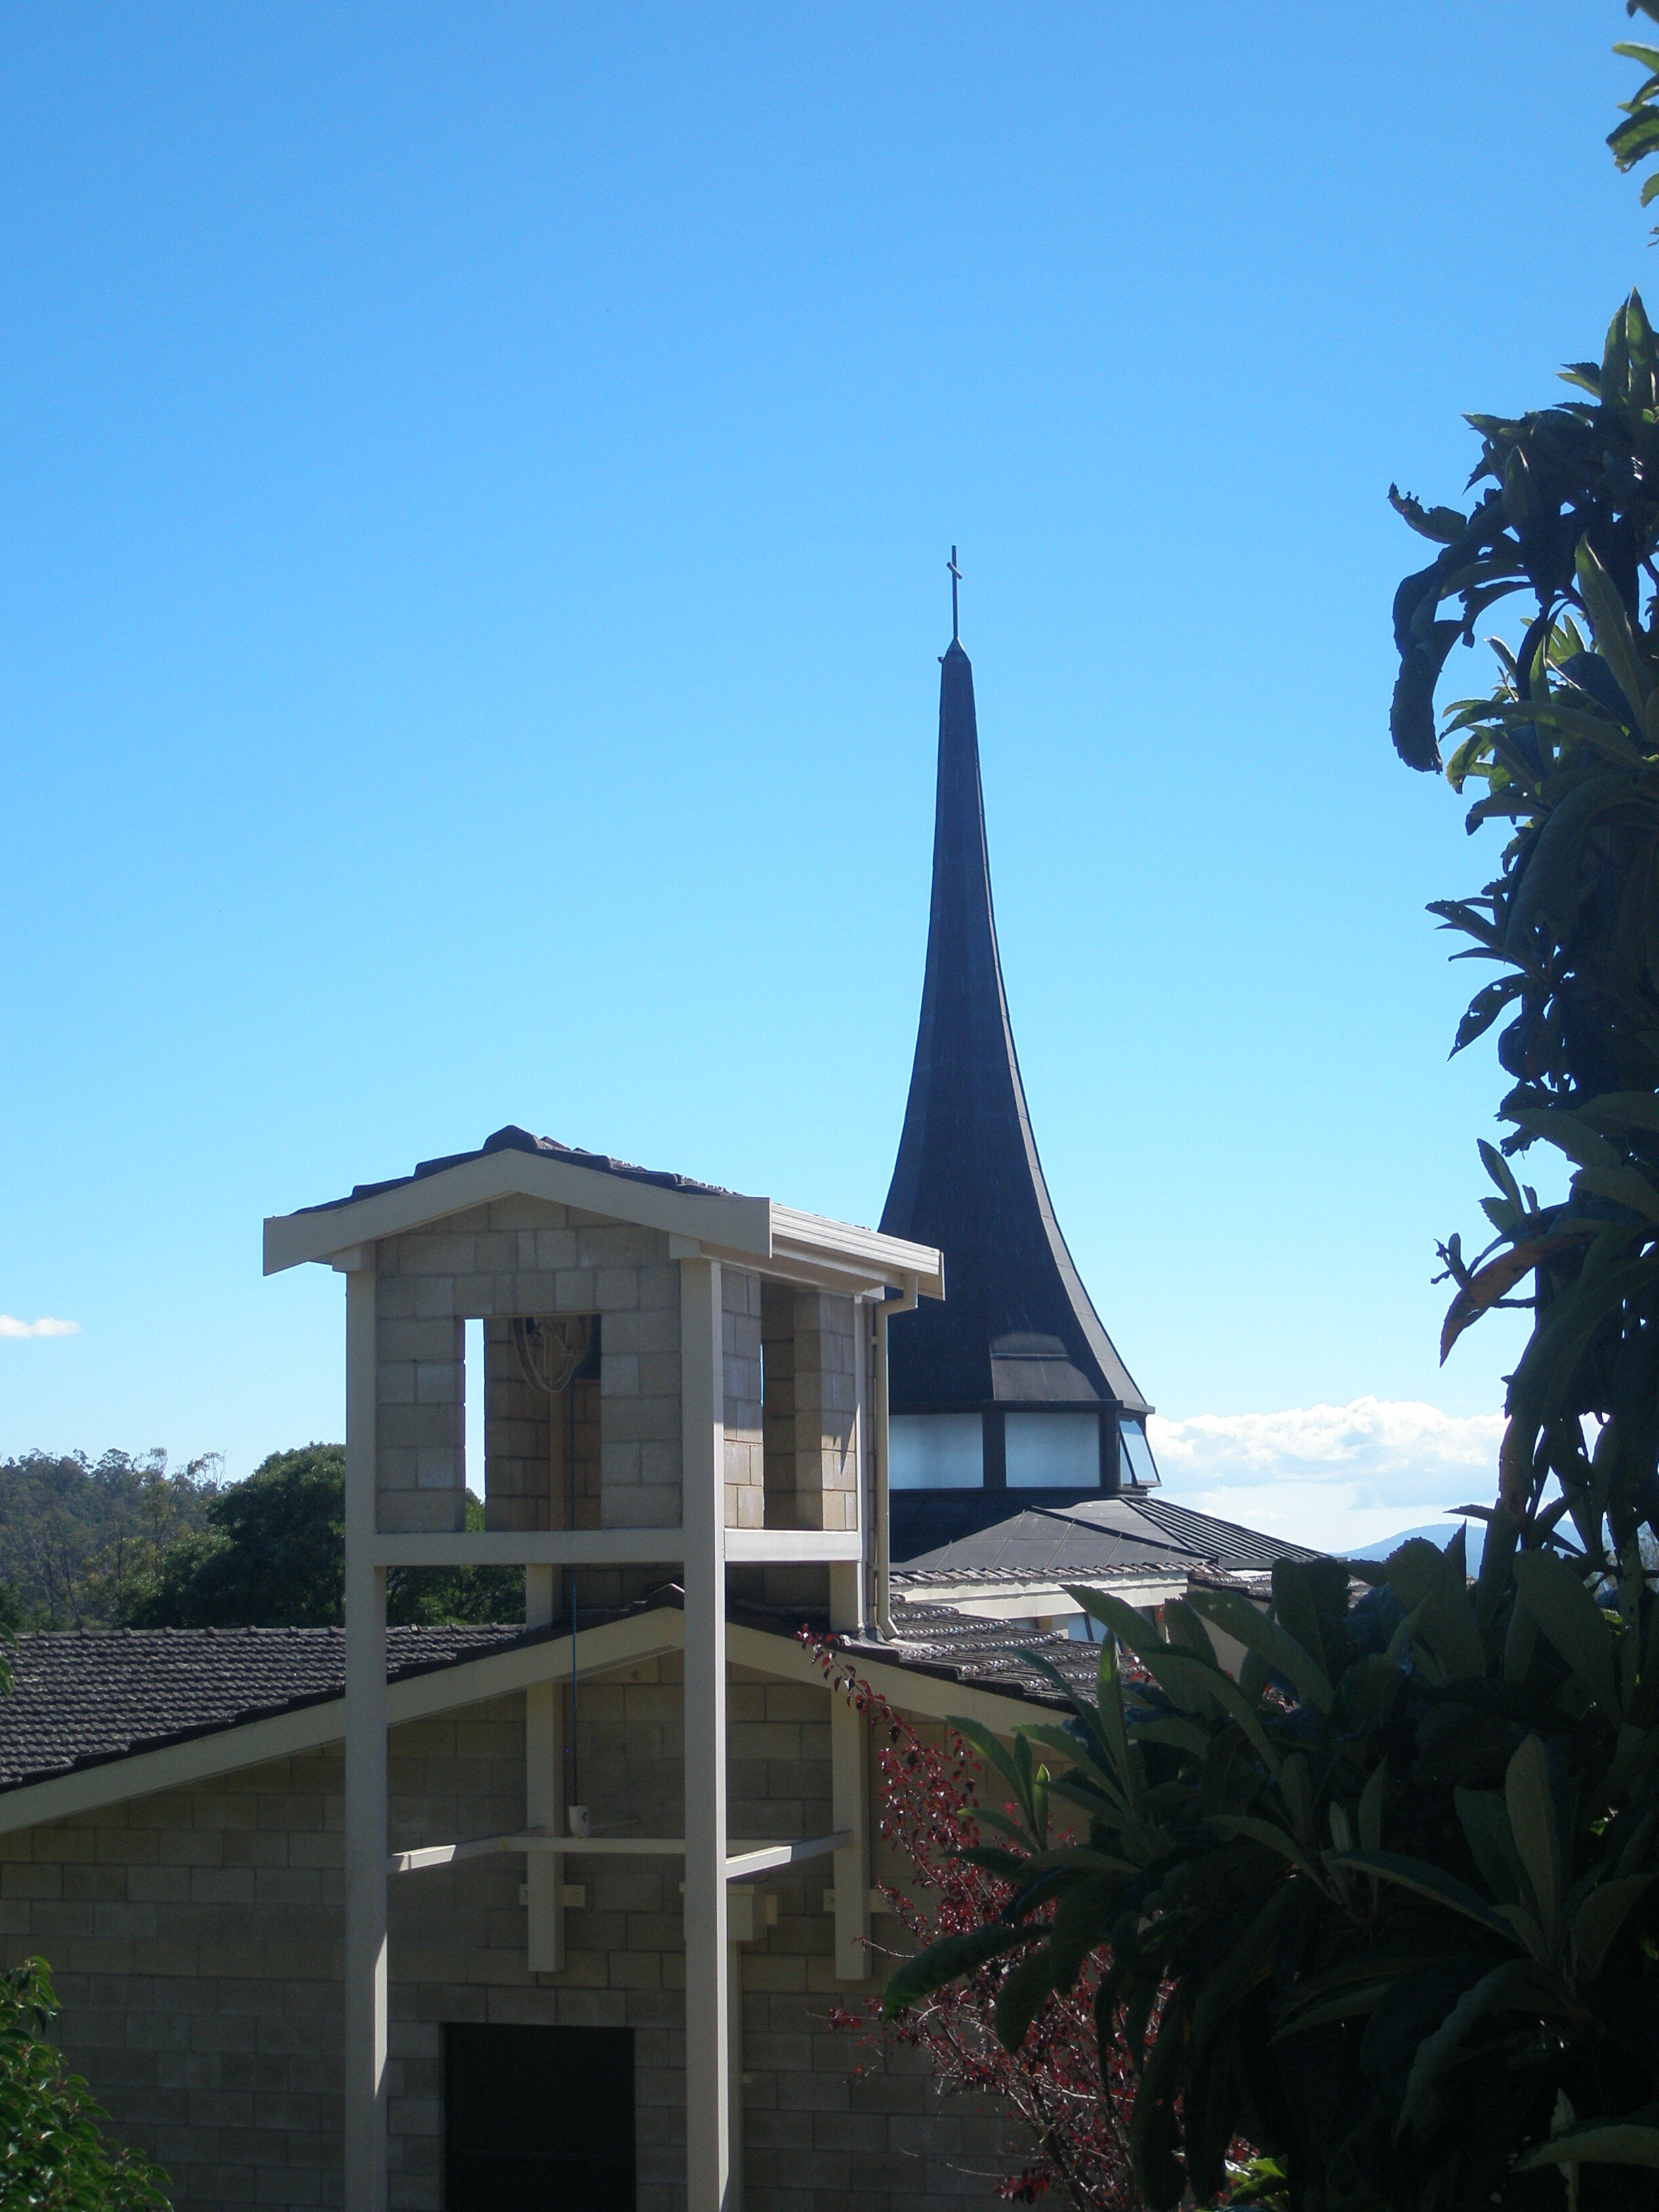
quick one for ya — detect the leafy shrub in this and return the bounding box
[0,1958,169,2208]
[808,1639,1145,2208]
[887,1536,1659,2212]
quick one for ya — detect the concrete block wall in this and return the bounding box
[723,1269,764,1531]
[5,1669,1019,2212]
[761,1282,797,1528]
[480,1321,600,1534]
[792,1293,859,1534]
[373,1200,681,1534]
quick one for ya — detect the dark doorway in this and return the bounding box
[443,2022,636,2209]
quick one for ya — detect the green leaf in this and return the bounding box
[1504,771,1637,956]
[1455,1788,1525,1907]
[1576,539,1654,731]
[1358,1763,1385,1853]
[1572,1871,1656,1978]
[994,1945,1054,2051]
[1210,1814,1324,1885]
[1046,1873,1121,1993]
[882,1923,1040,2018]
[1326,1851,1515,1939]
[1517,2121,1659,2171]
[1271,1561,1328,1673]
[1128,1993,1191,2212]
[1505,1734,1561,1949]
[1509,1105,1659,1223]
[1511,1550,1622,1723]
[950,1715,1042,1834]
[1397,1960,1560,2131]
[1187,1586,1333,1713]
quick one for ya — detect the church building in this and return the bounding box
[880,561,1158,1552]
[0,576,1294,2212]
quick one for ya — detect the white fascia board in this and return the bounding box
[0,1610,682,1835]
[722,1622,1044,1738]
[0,1607,1052,1838]
[899,1578,1183,1621]
[768,1207,944,1300]
[263,1149,773,1275]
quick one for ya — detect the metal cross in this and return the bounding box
[947,546,962,642]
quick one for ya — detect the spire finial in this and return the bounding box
[947,545,962,643]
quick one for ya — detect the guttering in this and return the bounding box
[873,1274,918,1640]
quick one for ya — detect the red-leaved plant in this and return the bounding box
[805,1633,1148,2210]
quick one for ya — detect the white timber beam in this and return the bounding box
[680,1254,731,2212]
[524,1566,563,1973]
[343,1267,387,2212]
[373,1530,687,1568]
[831,1696,872,1980]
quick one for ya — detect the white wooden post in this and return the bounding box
[681,1256,730,2211]
[344,1267,388,2212]
[525,1565,565,1971]
[831,1694,872,1980]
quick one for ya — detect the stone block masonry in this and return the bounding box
[761,1290,860,1534]
[373,1200,682,1534]
[723,1270,764,1531]
[0,1669,1010,2211]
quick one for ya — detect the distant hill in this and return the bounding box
[1349,1519,1485,1569]
[0,1450,220,1627]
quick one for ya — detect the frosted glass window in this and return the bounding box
[1005,1411,1100,1488]
[889,1414,983,1489]
[1119,1418,1160,1488]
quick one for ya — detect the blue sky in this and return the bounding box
[1,4,1643,1549]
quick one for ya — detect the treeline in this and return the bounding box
[0,1450,219,1628]
[0,1446,523,1629]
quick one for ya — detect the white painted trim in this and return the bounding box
[722,1528,862,1564]
[726,1830,849,1880]
[264,1149,772,1275]
[0,1610,1046,1841]
[899,1578,1183,1622]
[373,1530,687,1567]
[769,1208,944,1300]
[0,1612,684,1835]
[680,1256,730,2212]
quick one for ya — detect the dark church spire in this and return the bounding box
[879,596,1151,1427]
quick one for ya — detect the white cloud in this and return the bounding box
[0,1315,82,1339]
[1147,1397,1504,1557]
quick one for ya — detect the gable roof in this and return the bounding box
[0,1622,541,1793]
[0,1587,1151,1820]
[264,1123,943,1300]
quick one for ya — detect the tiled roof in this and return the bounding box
[301,1122,736,1216]
[0,1623,539,1793]
[838,1604,1111,1706]
[893,1493,1325,1580]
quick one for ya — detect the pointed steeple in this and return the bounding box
[880,623,1150,1430]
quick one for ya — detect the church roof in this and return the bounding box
[879,634,1149,1416]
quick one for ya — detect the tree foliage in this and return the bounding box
[1389,4,1659,1556]
[808,1639,1145,2209]
[0,1959,169,2207]
[886,1542,1659,2212]
[880,16,1659,2210]
[0,1452,219,1629]
[118,1445,525,1628]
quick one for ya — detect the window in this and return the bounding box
[1119,1418,1160,1488]
[888,1412,983,1488]
[1004,1411,1101,1488]
[444,2022,635,2209]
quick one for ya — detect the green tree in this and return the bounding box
[119,1445,524,1628]
[880,14,1659,2209]
[0,1959,170,2209]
